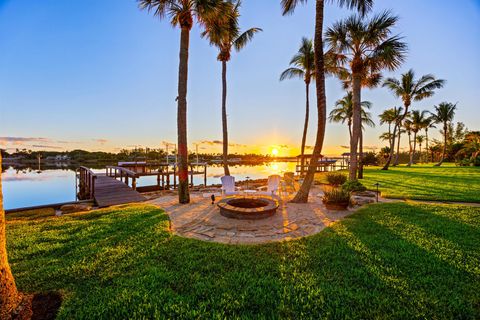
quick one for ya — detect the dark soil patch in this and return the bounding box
[31,293,62,320]
[14,292,62,320]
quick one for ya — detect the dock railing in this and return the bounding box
[106,166,140,190]
[76,166,97,200]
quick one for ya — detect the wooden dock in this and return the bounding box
[93,174,146,207]
[76,167,146,207]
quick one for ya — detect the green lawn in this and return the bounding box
[361,164,480,203]
[7,203,480,319]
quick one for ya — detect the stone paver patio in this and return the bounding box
[149,187,369,244]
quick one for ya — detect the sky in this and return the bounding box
[0,0,479,156]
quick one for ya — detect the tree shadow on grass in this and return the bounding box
[6,203,480,319]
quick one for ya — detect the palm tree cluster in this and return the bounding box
[138,0,260,203]
[377,102,460,167]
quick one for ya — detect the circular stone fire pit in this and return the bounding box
[217,196,279,220]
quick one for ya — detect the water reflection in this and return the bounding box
[1,162,297,210]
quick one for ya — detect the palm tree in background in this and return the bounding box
[379,107,400,153]
[329,92,374,176]
[329,92,372,140]
[423,115,436,163]
[138,0,228,203]
[407,109,428,166]
[416,134,425,162]
[431,102,457,166]
[382,69,445,170]
[379,132,394,144]
[280,37,315,176]
[325,11,406,180]
[281,0,373,203]
[203,0,261,176]
[404,118,413,163]
[379,107,403,162]
[0,153,21,318]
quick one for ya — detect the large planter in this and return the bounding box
[323,201,349,210]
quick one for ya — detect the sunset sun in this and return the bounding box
[271,148,279,156]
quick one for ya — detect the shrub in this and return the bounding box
[322,188,351,204]
[362,152,378,166]
[342,180,367,193]
[326,172,347,186]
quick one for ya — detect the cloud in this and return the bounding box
[0,137,50,146]
[93,138,108,145]
[305,145,314,150]
[0,137,73,148]
[340,145,350,149]
[197,140,247,148]
[31,145,63,149]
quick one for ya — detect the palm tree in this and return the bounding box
[280,37,315,176]
[416,134,425,162]
[203,0,261,176]
[325,11,407,180]
[404,118,413,164]
[393,126,406,166]
[431,102,457,166]
[329,92,372,139]
[0,153,21,318]
[382,69,445,170]
[379,132,394,143]
[407,110,428,166]
[379,107,402,155]
[328,92,373,178]
[139,0,227,203]
[380,106,405,166]
[281,0,373,203]
[423,115,436,163]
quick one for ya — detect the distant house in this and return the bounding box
[46,155,70,162]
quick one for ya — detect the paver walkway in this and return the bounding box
[149,187,364,244]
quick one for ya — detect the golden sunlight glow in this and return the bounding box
[271,148,279,156]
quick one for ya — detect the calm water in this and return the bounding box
[1,162,297,210]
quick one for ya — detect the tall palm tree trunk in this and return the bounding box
[300,81,310,176]
[358,130,364,179]
[0,154,21,319]
[408,132,417,166]
[382,122,398,170]
[292,0,326,203]
[221,60,230,176]
[394,128,401,166]
[406,132,412,166]
[425,129,429,163]
[349,74,362,180]
[177,27,190,204]
[436,124,448,166]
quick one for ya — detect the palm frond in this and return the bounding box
[281,0,307,16]
[233,27,262,51]
[279,68,305,81]
[333,0,373,16]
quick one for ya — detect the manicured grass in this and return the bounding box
[361,163,480,202]
[7,203,480,319]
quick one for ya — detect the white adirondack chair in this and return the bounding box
[257,174,282,197]
[221,175,239,196]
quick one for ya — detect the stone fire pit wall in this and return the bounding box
[217,196,279,220]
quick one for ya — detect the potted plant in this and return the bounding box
[325,172,347,187]
[322,188,351,210]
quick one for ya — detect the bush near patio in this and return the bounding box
[361,164,480,203]
[6,203,480,319]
